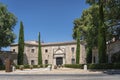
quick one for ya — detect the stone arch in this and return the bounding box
[0,58,3,65]
[55,47,64,54]
[111,52,120,63]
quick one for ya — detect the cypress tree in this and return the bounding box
[98,0,107,63]
[86,46,92,63]
[76,29,80,64]
[86,30,93,63]
[17,21,24,65]
[38,32,42,65]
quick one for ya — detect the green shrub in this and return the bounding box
[0,64,52,70]
[33,65,38,68]
[37,65,41,68]
[87,64,105,69]
[14,65,19,69]
[41,64,49,68]
[24,65,30,69]
[15,65,30,69]
[64,64,84,69]
[64,63,120,69]
[113,63,120,69]
[14,64,50,69]
[87,63,120,69]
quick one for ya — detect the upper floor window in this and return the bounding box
[71,47,74,53]
[31,49,35,53]
[45,49,48,53]
[13,49,15,52]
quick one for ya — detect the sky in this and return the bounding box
[1,0,89,44]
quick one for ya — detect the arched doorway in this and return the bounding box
[111,52,120,63]
[0,58,3,65]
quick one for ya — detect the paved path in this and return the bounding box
[0,68,120,75]
[0,68,102,75]
[0,73,120,80]
[0,68,120,80]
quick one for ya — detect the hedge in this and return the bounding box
[0,64,50,70]
[15,64,50,69]
[64,64,84,69]
[64,63,120,69]
[87,63,120,69]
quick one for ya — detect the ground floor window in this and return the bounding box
[93,56,95,63]
[31,60,35,65]
[45,60,48,64]
[71,58,75,64]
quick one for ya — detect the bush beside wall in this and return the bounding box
[64,63,120,69]
[64,64,84,69]
[15,64,49,69]
[0,64,50,70]
[87,63,120,69]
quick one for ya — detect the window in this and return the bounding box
[45,60,48,64]
[45,49,48,53]
[31,60,35,65]
[93,56,96,63]
[31,49,35,53]
[71,47,74,53]
[71,58,75,64]
[13,49,15,52]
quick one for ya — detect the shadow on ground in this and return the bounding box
[88,69,120,75]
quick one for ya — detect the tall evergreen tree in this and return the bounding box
[38,32,42,65]
[17,21,24,65]
[86,0,107,63]
[76,28,80,64]
[98,0,107,63]
[73,19,81,64]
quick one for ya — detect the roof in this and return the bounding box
[0,51,16,54]
[10,40,77,47]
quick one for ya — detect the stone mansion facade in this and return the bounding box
[10,41,86,65]
[9,39,120,65]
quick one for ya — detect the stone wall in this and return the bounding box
[0,51,17,65]
[92,40,120,63]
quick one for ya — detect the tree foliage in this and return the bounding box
[73,19,82,64]
[76,28,80,64]
[73,5,99,63]
[105,0,120,40]
[38,32,42,65]
[111,52,120,63]
[98,0,107,63]
[86,0,120,63]
[0,3,17,50]
[17,21,24,65]
[73,0,120,63]
[86,0,120,40]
